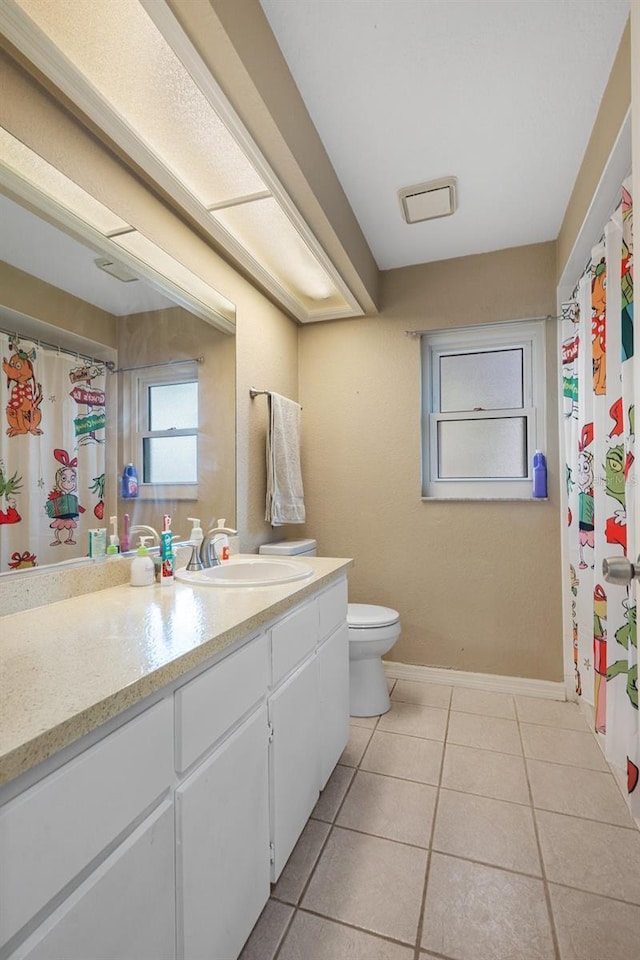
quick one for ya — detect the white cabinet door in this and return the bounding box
[14,802,175,960]
[268,655,320,880]
[317,622,350,789]
[176,705,270,960]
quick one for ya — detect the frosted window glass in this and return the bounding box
[149,382,198,430]
[440,349,523,412]
[437,417,527,478]
[143,436,197,483]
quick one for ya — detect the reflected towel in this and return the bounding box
[266,392,305,525]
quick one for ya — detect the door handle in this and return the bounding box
[602,556,640,585]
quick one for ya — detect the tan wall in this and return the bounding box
[299,242,563,681]
[556,20,631,281]
[0,260,117,347]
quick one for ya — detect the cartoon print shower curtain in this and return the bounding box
[563,176,638,816]
[0,335,107,572]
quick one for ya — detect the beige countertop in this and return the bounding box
[0,556,352,789]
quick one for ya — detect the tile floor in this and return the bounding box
[240,679,640,960]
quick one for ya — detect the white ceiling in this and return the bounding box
[260,0,631,270]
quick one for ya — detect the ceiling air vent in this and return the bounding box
[94,256,139,282]
[398,177,457,224]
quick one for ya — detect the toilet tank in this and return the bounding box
[258,539,317,557]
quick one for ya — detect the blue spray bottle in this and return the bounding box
[532,451,547,498]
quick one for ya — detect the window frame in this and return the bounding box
[421,319,546,500]
[123,360,199,501]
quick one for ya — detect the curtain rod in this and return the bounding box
[404,314,559,337]
[0,324,116,372]
[115,356,204,373]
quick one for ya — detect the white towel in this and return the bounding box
[266,392,306,525]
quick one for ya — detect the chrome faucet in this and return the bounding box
[200,520,237,568]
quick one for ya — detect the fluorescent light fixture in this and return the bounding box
[0,127,129,235]
[4,0,364,322]
[212,197,349,309]
[399,177,457,224]
[0,126,236,332]
[112,230,236,326]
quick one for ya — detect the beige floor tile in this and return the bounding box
[301,826,427,943]
[447,710,522,755]
[432,789,541,875]
[521,723,609,770]
[421,853,555,960]
[527,758,635,826]
[272,818,331,904]
[442,743,530,804]
[350,714,378,728]
[239,899,294,960]
[391,679,452,709]
[515,695,589,730]
[361,730,443,785]
[340,724,373,766]
[377,700,448,741]
[549,883,640,960]
[336,769,437,847]
[450,687,516,719]
[386,677,396,694]
[312,764,355,823]
[536,809,640,903]
[278,910,414,960]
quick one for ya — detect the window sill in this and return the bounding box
[121,483,198,502]
[421,496,549,502]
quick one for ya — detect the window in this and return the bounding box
[421,319,546,499]
[124,361,199,500]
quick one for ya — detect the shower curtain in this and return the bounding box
[562,177,638,816]
[0,334,107,572]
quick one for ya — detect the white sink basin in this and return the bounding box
[175,556,314,587]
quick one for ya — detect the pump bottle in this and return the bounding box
[130,536,155,586]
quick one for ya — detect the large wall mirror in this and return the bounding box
[0,191,236,576]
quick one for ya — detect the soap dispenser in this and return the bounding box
[186,517,205,571]
[130,536,155,586]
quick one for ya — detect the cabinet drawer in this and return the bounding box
[175,632,268,773]
[271,598,318,686]
[0,698,173,948]
[318,577,348,643]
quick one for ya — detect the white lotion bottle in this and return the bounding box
[130,535,155,586]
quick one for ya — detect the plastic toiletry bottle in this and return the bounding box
[107,515,120,555]
[186,517,205,571]
[160,514,174,585]
[214,534,231,562]
[121,513,130,553]
[532,451,548,498]
[130,536,155,586]
[121,463,139,499]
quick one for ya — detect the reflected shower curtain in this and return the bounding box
[0,334,107,572]
[563,177,638,816]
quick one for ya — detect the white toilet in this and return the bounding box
[347,603,401,717]
[258,539,401,717]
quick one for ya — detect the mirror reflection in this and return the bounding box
[0,193,236,575]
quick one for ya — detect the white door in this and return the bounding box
[268,655,320,880]
[16,802,175,960]
[317,622,349,788]
[176,705,270,960]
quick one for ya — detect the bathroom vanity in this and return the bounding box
[0,557,352,960]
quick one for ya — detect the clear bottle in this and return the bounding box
[130,536,155,586]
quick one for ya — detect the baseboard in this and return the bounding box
[383,660,566,701]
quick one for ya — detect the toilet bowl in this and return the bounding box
[348,603,401,717]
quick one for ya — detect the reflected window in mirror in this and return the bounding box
[126,360,199,500]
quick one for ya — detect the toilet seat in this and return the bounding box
[347,603,400,629]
